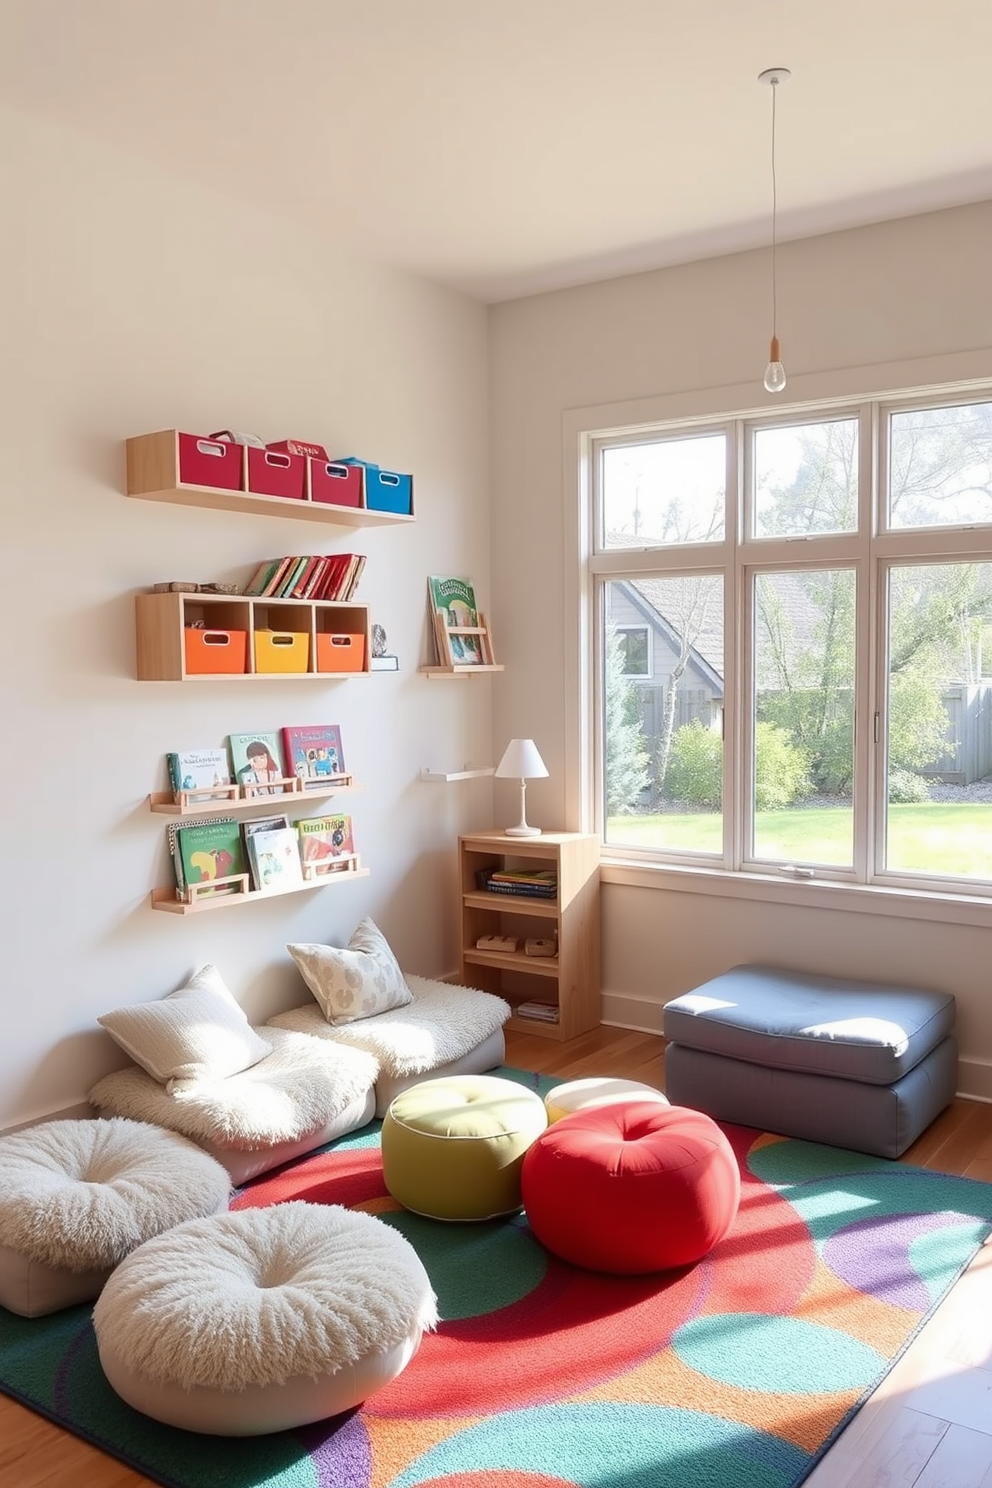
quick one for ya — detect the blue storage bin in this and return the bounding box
[336,457,413,516]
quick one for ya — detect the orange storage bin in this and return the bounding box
[254,630,310,673]
[183,628,248,674]
[316,633,366,673]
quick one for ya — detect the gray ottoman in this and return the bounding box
[662,965,957,1159]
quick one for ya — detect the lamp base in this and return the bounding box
[504,824,542,837]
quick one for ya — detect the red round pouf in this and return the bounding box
[521,1101,740,1274]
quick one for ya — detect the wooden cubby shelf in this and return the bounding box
[135,590,371,682]
[126,431,414,528]
[150,862,369,916]
[458,831,601,1041]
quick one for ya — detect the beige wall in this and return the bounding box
[0,105,497,1129]
[489,201,992,1101]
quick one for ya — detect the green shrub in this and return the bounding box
[665,721,722,807]
[888,767,932,804]
[754,722,814,810]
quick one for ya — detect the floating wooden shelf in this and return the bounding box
[150,861,369,915]
[148,778,356,817]
[421,610,503,677]
[126,431,414,529]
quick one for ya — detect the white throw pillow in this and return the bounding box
[98,965,272,1089]
[288,918,413,1026]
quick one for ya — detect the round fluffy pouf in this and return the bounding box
[382,1074,548,1221]
[93,1202,438,1435]
[544,1076,670,1124]
[521,1102,740,1274]
[0,1118,230,1317]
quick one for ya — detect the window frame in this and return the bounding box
[585,381,992,907]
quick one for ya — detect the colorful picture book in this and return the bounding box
[247,825,305,891]
[297,814,355,870]
[241,815,291,887]
[428,576,483,665]
[167,748,232,797]
[228,731,288,795]
[282,724,346,784]
[174,818,245,898]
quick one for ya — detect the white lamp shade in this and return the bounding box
[495,739,549,780]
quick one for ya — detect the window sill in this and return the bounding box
[600,854,992,928]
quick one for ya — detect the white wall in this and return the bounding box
[489,201,992,1101]
[0,106,497,1128]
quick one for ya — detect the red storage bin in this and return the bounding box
[316,633,366,673]
[247,446,307,501]
[310,460,364,508]
[184,628,248,674]
[178,434,244,491]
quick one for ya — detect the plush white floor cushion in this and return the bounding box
[268,975,510,1116]
[93,1202,438,1435]
[0,1118,230,1317]
[88,1028,378,1183]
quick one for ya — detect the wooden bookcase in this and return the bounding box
[458,831,600,1041]
[135,590,370,681]
[125,430,414,528]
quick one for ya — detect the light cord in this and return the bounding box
[770,76,779,341]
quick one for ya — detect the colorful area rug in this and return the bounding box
[2,1068,992,1488]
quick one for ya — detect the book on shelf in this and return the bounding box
[475,868,557,897]
[228,731,289,796]
[259,556,297,597]
[175,818,245,899]
[427,576,484,665]
[488,869,558,887]
[515,1001,560,1023]
[290,555,322,598]
[297,813,355,869]
[281,724,346,784]
[244,559,283,597]
[166,748,232,798]
[240,815,291,888]
[247,825,305,891]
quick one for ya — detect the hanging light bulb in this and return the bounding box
[758,67,790,393]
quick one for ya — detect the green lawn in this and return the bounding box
[607,801,992,878]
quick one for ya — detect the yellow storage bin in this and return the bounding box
[253,630,310,673]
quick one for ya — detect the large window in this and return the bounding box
[592,391,992,897]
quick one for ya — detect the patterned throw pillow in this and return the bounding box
[287,918,413,1026]
[98,965,271,1089]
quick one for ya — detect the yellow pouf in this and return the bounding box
[544,1076,669,1124]
[381,1074,548,1221]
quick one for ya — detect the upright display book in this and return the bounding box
[167,748,232,798]
[241,815,291,888]
[247,826,305,891]
[228,732,289,795]
[281,725,346,784]
[427,576,483,665]
[175,818,245,899]
[297,814,355,871]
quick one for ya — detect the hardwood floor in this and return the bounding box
[2,1024,991,1488]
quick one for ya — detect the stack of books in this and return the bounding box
[515,1000,560,1023]
[475,868,557,898]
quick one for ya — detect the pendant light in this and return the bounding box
[758,67,790,393]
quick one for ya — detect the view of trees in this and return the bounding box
[605,402,992,829]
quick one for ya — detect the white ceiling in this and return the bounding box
[3,0,992,302]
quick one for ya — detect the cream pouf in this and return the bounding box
[544,1076,670,1124]
[381,1074,548,1221]
[93,1202,437,1435]
[0,1118,231,1317]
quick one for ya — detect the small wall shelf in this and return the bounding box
[150,863,369,915]
[421,610,503,677]
[126,431,414,529]
[419,767,495,783]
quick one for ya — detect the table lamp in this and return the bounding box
[495,739,549,837]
